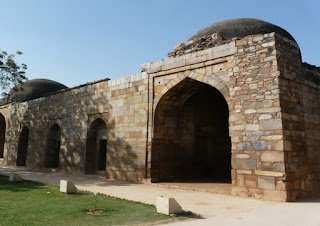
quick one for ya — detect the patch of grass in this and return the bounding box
[0,175,189,225]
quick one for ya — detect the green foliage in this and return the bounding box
[89,194,99,212]
[0,50,27,96]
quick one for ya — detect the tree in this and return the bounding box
[0,50,27,96]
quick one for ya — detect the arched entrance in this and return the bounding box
[17,126,29,166]
[0,113,6,158]
[44,124,61,168]
[152,78,231,182]
[85,118,108,174]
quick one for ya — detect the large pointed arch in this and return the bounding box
[151,77,231,182]
[153,70,231,111]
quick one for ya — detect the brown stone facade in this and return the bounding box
[0,32,319,201]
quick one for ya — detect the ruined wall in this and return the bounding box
[229,33,287,201]
[0,31,318,201]
[142,33,288,201]
[2,73,150,181]
[0,105,10,165]
[276,34,320,200]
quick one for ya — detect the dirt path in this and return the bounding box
[1,166,319,226]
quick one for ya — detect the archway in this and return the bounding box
[44,124,61,168]
[0,113,5,158]
[85,118,108,174]
[152,78,231,182]
[17,126,29,166]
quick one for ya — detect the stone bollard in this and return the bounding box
[156,196,182,215]
[60,180,77,194]
[9,172,23,182]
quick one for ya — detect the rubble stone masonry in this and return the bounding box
[0,32,319,201]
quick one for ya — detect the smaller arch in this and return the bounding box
[44,123,61,168]
[85,118,108,174]
[17,126,29,166]
[0,113,6,158]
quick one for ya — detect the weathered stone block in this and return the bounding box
[230,125,245,131]
[261,151,284,162]
[263,190,287,202]
[237,174,245,186]
[233,158,257,170]
[9,172,22,182]
[207,47,237,60]
[255,170,285,177]
[246,124,259,131]
[245,180,257,188]
[273,163,285,172]
[60,180,77,194]
[237,169,252,175]
[258,114,272,120]
[260,119,282,130]
[253,141,267,151]
[276,180,286,191]
[156,196,182,215]
[162,60,185,71]
[244,109,256,114]
[236,154,250,159]
[258,176,275,190]
[274,140,284,151]
[237,142,251,150]
[262,41,275,48]
[185,56,206,65]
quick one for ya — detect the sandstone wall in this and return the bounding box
[2,73,150,181]
[276,34,320,200]
[143,33,288,201]
[0,32,318,201]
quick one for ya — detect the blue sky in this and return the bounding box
[1,0,319,88]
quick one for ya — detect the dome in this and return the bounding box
[188,18,296,42]
[10,79,68,102]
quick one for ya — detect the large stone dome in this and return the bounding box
[188,18,296,42]
[10,79,68,102]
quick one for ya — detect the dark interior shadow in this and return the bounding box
[293,197,320,203]
[159,178,231,183]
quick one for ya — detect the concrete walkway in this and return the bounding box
[1,166,320,226]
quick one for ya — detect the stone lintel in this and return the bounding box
[255,170,285,177]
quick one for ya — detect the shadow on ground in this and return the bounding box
[0,175,45,192]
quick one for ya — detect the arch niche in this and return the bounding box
[0,113,5,158]
[44,124,61,168]
[17,126,29,166]
[151,78,231,182]
[85,118,108,174]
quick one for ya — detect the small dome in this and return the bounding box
[188,18,296,42]
[10,79,67,102]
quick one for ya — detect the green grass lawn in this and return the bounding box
[0,175,190,225]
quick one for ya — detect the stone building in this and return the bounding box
[0,18,319,201]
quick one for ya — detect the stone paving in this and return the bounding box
[0,166,320,225]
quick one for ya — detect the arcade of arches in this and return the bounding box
[151,78,231,182]
[0,116,109,175]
